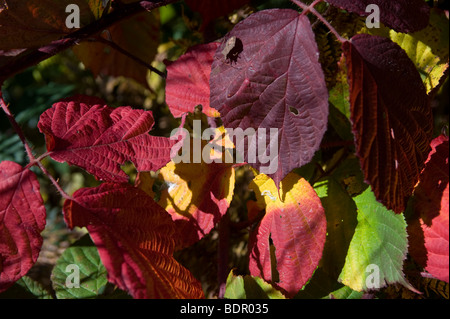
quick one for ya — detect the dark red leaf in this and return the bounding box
[326,0,430,33]
[343,34,433,213]
[38,95,175,183]
[0,161,46,292]
[63,183,204,298]
[210,9,329,188]
[165,42,221,118]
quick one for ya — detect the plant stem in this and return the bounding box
[292,0,346,43]
[0,0,178,83]
[88,36,167,79]
[217,213,230,299]
[0,95,35,162]
[0,94,73,201]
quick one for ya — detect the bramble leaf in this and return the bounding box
[248,173,326,298]
[38,95,175,183]
[411,135,449,283]
[343,34,433,213]
[364,8,449,94]
[165,42,221,118]
[225,270,285,299]
[420,184,449,283]
[51,234,109,299]
[63,183,204,299]
[210,9,328,188]
[137,138,235,249]
[0,161,46,292]
[338,187,415,292]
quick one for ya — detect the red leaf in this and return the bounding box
[185,0,250,30]
[0,161,46,292]
[414,135,449,222]
[343,34,433,213]
[210,9,329,188]
[165,42,221,118]
[248,173,327,297]
[63,183,204,299]
[38,95,175,183]
[411,135,449,282]
[326,0,430,33]
[422,184,449,282]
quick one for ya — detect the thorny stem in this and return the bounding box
[0,95,35,162]
[292,0,347,43]
[0,94,73,201]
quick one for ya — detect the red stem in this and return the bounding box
[0,95,73,201]
[292,0,346,43]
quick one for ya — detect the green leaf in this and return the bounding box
[328,55,350,119]
[296,165,358,299]
[338,187,416,292]
[0,276,53,299]
[324,285,364,299]
[51,234,108,299]
[224,270,286,299]
[314,176,358,280]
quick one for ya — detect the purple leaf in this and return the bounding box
[210,9,328,187]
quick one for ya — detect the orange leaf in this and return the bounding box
[138,157,235,249]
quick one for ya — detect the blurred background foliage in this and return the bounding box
[0,0,448,299]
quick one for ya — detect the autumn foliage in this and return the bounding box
[0,0,448,299]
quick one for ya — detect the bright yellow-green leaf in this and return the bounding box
[363,8,449,94]
[225,270,286,299]
[338,187,417,292]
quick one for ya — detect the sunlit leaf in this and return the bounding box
[248,172,326,298]
[63,183,204,299]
